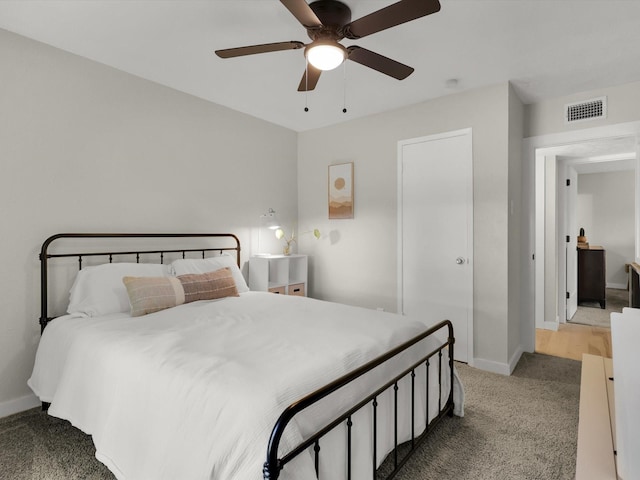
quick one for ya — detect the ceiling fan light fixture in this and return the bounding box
[305,41,346,71]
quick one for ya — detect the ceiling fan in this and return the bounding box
[215,0,441,92]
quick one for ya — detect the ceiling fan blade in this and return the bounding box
[280,0,323,28]
[347,46,414,80]
[298,65,322,91]
[215,41,304,58]
[344,0,440,39]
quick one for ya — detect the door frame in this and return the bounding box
[562,160,579,322]
[556,155,633,323]
[396,128,474,364]
[522,121,640,353]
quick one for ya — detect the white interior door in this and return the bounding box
[398,129,473,363]
[545,155,559,326]
[566,166,578,320]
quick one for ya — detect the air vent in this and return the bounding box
[565,96,607,124]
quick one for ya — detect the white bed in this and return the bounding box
[31,233,463,480]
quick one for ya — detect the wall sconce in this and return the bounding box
[261,208,281,230]
[256,208,281,256]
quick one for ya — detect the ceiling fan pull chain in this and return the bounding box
[304,58,309,112]
[342,60,348,113]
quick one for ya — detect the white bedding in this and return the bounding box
[29,292,463,480]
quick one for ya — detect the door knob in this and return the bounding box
[456,257,465,265]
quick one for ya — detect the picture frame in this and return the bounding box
[328,162,354,219]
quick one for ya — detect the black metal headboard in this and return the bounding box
[39,233,241,332]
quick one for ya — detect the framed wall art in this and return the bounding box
[328,162,354,219]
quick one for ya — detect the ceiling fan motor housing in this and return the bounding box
[307,0,351,40]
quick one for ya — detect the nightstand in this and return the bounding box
[249,255,307,296]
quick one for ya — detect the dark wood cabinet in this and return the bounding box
[630,263,640,308]
[578,246,606,309]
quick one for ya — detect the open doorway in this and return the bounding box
[523,123,640,360]
[535,136,637,333]
[566,157,635,327]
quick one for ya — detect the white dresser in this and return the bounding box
[576,308,640,480]
[611,308,640,480]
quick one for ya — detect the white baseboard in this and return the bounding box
[472,345,524,376]
[508,345,524,374]
[537,321,560,331]
[0,393,40,419]
[607,283,627,290]
[472,357,511,376]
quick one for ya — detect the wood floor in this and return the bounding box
[536,323,612,361]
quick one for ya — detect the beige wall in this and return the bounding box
[0,29,298,414]
[525,80,640,138]
[298,83,516,371]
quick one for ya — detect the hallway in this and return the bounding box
[536,323,612,361]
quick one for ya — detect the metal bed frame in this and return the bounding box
[39,233,241,333]
[264,319,455,480]
[38,233,455,480]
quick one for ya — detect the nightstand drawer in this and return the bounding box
[288,283,305,296]
[268,286,286,294]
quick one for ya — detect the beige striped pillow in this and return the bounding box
[178,269,239,303]
[123,267,239,317]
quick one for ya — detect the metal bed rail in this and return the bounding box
[264,319,455,480]
[39,233,241,333]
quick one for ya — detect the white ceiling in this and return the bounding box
[541,135,637,174]
[572,158,635,174]
[2,0,640,132]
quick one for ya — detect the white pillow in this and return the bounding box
[68,262,171,316]
[170,254,249,293]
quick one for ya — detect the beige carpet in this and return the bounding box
[394,353,580,480]
[0,406,113,479]
[569,288,628,328]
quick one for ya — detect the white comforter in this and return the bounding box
[29,292,463,480]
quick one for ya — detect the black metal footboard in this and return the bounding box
[264,319,455,480]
